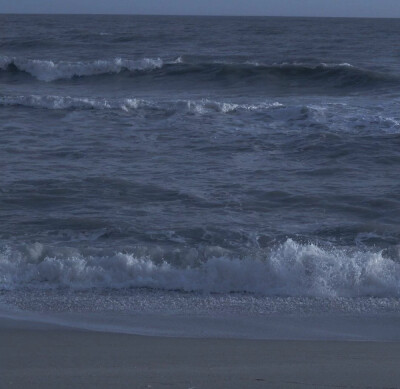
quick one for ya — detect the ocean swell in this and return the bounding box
[0,56,395,89]
[0,56,163,82]
[0,95,147,111]
[1,239,399,297]
[0,94,283,114]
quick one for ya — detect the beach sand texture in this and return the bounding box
[1,318,400,389]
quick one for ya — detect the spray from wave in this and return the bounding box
[1,239,400,297]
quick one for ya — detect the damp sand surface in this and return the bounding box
[2,317,400,389]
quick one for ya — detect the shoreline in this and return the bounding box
[3,298,400,341]
[2,316,400,389]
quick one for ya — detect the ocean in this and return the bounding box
[1,14,400,339]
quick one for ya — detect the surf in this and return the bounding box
[1,55,396,91]
[1,239,400,297]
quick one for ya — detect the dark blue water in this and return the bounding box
[1,15,400,303]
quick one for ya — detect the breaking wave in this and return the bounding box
[0,94,283,113]
[0,56,163,82]
[1,239,400,297]
[0,95,148,111]
[0,55,395,88]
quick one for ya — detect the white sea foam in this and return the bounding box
[0,56,163,81]
[271,61,355,69]
[172,56,184,64]
[0,55,11,69]
[186,99,283,114]
[0,95,284,114]
[1,239,400,297]
[0,95,147,111]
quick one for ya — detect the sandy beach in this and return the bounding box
[1,317,400,389]
[2,9,400,389]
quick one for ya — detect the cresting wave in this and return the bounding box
[2,95,399,133]
[0,55,394,87]
[0,56,163,82]
[1,239,400,297]
[0,95,283,113]
[0,95,146,111]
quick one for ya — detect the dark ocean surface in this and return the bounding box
[1,15,400,330]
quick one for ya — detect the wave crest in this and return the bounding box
[0,95,283,114]
[0,56,163,81]
[1,239,400,297]
[0,56,395,88]
[0,95,146,111]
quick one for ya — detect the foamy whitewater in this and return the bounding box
[1,15,400,339]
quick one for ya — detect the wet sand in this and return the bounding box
[1,317,400,389]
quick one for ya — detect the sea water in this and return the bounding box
[1,15,400,339]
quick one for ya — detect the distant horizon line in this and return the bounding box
[0,12,399,20]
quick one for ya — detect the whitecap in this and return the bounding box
[1,239,400,297]
[0,56,163,81]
